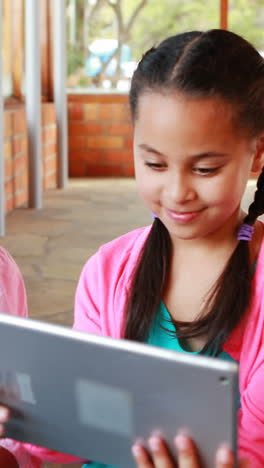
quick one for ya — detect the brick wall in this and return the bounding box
[4,103,57,213]
[68,94,134,177]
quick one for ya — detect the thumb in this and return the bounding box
[239,459,250,468]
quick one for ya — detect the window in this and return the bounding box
[66,0,220,92]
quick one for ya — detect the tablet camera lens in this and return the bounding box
[219,376,229,385]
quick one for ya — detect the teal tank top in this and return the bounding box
[82,302,237,468]
[147,301,235,360]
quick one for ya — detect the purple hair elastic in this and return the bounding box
[151,212,159,219]
[237,223,254,241]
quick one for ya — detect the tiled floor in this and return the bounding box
[0,177,258,468]
[1,178,151,328]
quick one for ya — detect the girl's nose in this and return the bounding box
[164,172,196,204]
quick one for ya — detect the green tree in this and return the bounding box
[130,0,220,60]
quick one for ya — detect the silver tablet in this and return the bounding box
[0,313,238,468]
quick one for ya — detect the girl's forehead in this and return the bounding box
[134,91,253,154]
[136,90,233,118]
[135,90,250,138]
[135,91,233,135]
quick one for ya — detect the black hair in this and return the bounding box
[124,29,264,355]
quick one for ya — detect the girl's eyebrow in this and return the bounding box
[193,151,229,160]
[138,143,228,159]
[138,143,164,156]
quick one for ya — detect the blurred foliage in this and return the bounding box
[67,44,85,76]
[130,0,220,60]
[229,0,264,49]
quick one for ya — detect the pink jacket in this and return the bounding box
[5,226,264,466]
[73,226,264,467]
[0,247,27,320]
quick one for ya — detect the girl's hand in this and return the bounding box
[132,434,249,468]
[0,406,19,467]
[0,405,10,436]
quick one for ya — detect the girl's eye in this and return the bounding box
[144,162,165,171]
[193,167,220,175]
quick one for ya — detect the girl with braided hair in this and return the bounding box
[0,29,264,468]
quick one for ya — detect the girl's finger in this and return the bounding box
[216,447,249,468]
[0,424,5,437]
[215,447,235,468]
[0,406,10,423]
[239,459,250,468]
[174,435,200,468]
[148,436,175,468]
[132,443,154,468]
[0,407,10,437]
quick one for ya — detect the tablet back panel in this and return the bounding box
[0,314,238,468]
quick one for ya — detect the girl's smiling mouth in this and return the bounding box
[166,208,204,223]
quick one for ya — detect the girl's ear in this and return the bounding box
[251,135,264,173]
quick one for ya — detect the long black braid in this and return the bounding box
[244,168,264,226]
